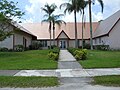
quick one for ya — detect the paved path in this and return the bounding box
[14,68,120,77]
[0,70,20,76]
[58,50,82,69]
[58,50,76,61]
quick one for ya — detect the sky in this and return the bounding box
[10,0,120,23]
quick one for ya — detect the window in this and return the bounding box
[41,41,47,47]
[95,39,97,44]
[23,37,27,48]
[99,38,102,44]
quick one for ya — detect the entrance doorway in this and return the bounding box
[59,40,67,49]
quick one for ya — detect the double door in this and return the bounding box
[59,40,67,49]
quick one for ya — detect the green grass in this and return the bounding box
[80,50,120,68]
[0,50,57,70]
[0,76,59,88]
[93,75,120,87]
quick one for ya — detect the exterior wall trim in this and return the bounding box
[56,30,70,39]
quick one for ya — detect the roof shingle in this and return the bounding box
[21,22,98,40]
[93,10,120,38]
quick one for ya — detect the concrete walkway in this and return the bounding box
[13,68,120,77]
[58,50,83,69]
[58,50,76,61]
[0,70,20,76]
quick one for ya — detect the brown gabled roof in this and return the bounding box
[14,23,37,37]
[93,10,120,38]
[21,22,98,40]
[56,30,70,39]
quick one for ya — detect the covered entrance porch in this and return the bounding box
[56,30,70,49]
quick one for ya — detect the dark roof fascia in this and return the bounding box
[93,18,120,39]
[56,30,70,39]
[108,18,120,34]
[93,34,109,39]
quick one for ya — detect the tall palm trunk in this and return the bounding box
[89,0,93,50]
[53,23,55,46]
[74,10,78,48]
[49,21,52,49]
[82,10,84,49]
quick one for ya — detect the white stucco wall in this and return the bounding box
[0,24,14,49]
[93,36,109,46]
[14,31,32,47]
[69,40,75,48]
[109,20,120,50]
[0,35,13,49]
[46,40,57,46]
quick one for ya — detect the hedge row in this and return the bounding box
[48,47,60,61]
[67,47,87,60]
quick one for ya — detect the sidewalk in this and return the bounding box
[14,50,120,77]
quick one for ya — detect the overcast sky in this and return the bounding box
[11,0,120,23]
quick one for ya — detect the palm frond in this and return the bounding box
[41,8,48,14]
[60,3,70,9]
[41,19,48,24]
[97,0,104,12]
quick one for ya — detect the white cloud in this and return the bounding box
[25,0,69,22]
[92,12,103,21]
[24,0,120,23]
[95,0,120,20]
[25,18,34,23]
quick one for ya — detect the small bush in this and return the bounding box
[67,47,80,55]
[48,47,60,61]
[48,52,58,61]
[74,49,87,60]
[75,50,83,60]
[0,47,8,52]
[29,42,42,50]
[8,49,14,52]
[50,47,60,54]
[84,43,91,49]
[94,45,109,51]
[68,47,87,60]
[14,45,24,52]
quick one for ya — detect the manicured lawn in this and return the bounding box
[0,50,57,70]
[92,75,120,87]
[80,50,120,69]
[0,76,59,88]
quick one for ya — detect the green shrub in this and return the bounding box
[8,49,14,52]
[48,52,58,61]
[14,45,24,52]
[75,50,83,60]
[48,47,60,61]
[81,49,87,60]
[68,47,87,60]
[50,47,60,54]
[94,45,109,51]
[84,43,91,49]
[67,47,79,55]
[74,49,87,60]
[0,47,8,52]
[29,42,42,50]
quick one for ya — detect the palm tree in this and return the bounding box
[60,0,79,48]
[88,0,104,50]
[51,14,66,46]
[41,3,57,49]
[78,0,89,49]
